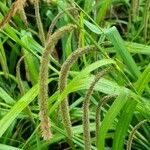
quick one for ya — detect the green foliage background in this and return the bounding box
[0,0,150,150]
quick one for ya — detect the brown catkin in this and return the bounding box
[46,24,76,47]
[95,95,116,147]
[0,0,19,29]
[82,68,111,150]
[0,0,27,29]
[34,0,46,46]
[67,0,79,41]
[126,119,150,150]
[67,0,79,24]
[38,24,76,140]
[18,7,28,26]
[59,46,98,148]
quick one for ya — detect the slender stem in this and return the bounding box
[95,95,116,146]
[16,55,35,124]
[127,119,149,150]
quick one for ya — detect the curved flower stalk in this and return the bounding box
[82,68,112,150]
[59,45,98,147]
[16,55,35,124]
[95,95,116,147]
[0,0,27,29]
[127,119,150,150]
[46,7,78,40]
[38,24,76,140]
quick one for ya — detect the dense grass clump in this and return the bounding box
[0,0,150,150]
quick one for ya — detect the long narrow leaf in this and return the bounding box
[97,93,128,150]
[112,99,137,150]
[135,63,150,95]
[105,26,141,79]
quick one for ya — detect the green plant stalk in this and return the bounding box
[38,24,76,140]
[96,0,111,25]
[96,95,116,146]
[0,51,9,78]
[0,39,9,78]
[82,68,111,150]
[143,0,150,41]
[78,12,87,66]
[59,45,97,148]
[16,55,35,124]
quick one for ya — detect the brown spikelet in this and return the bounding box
[46,24,76,47]
[38,24,76,140]
[131,0,139,22]
[39,109,52,140]
[0,0,19,29]
[67,0,79,42]
[46,7,78,40]
[18,0,28,26]
[59,45,97,91]
[127,119,150,150]
[34,0,46,46]
[59,45,98,148]
[95,95,116,147]
[67,0,79,21]
[0,0,27,29]
[82,68,111,150]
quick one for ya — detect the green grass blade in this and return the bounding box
[0,77,55,137]
[49,59,115,114]
[83,19,102,34]
[105,26,141,79]
[0,84,38,137]
[96,0,112,24]
[0,87,15,105]
[97,93,128,150]
[134,63,150,95]
[23,50,39,85]
[112,99,137,150]
[0,39,9,78]
[0,144,22,150]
